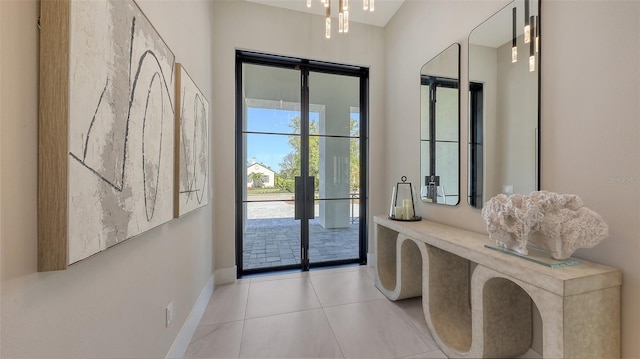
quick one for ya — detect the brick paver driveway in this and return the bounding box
[243,193,360,270]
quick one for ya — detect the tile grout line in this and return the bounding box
[308,273,347,359]
[248,272,309,284]
[235,320,245,359]
[396,349,444,359]
[385,298,441,353]
[321,306,347,359]
[320,296,388,310]
[186,266,446,359]
[236,280,253,359]
[306,274,323,308]
[243,306,324,322]
[243,276,322,320]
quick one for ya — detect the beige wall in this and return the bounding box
[385,0,503,227]
[210,0,386,271]
[496,36,538,197]
[2,0,639,357]
[542,2,639,356]
[385,0,640,357]
[469,44,499,201]
[0,1,215,358]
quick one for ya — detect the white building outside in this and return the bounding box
[247,160,275,188]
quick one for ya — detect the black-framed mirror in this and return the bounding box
[420,43,460,205]
[468,0,540,209]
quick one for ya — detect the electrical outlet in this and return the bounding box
[166,302,173,327]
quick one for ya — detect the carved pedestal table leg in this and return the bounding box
[420,245,473,357]
[374,224,423,300]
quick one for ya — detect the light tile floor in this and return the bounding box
[184,265,448,359]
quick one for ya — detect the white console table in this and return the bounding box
[373,215,621,358]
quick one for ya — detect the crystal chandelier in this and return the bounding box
[307,0,374,39]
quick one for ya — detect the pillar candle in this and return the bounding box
[403,199,414,219]
[394,206,404,219]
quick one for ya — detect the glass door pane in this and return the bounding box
[241,64,302,272]
[237,51,368,275]
[435,86,459,205]
[308,72,361,265]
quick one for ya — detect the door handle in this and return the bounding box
[294,176,315,220]
[294,176,303,220]
[306,176,315,220]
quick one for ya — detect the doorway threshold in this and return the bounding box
[242,263,363,279]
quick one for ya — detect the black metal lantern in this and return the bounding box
[389,176,421,221]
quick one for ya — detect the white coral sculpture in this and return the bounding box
[528,191,609,259]
[482,194,542,255]
[482,191,609,260]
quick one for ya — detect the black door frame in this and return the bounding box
[468,81,484,208]
[420,76,459,182]
[235,50,369,277]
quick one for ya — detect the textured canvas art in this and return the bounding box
[175,64,209,217]
[66,0,175,264]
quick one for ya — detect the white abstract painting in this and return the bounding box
[176,64,209,217]
[67,0,175,264]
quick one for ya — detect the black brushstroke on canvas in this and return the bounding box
[180,88,207,206]
[82,79,110,162]
[142,72,164,221]
[69,14,173,222]
[194,93,207,205]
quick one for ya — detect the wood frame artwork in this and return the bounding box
[174,64,209,217]
[39,0,175,271]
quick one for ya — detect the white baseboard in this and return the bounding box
[214,265,237,286]
[165,275,214,359]
[367,252,376,269]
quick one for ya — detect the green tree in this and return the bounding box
[249,172,264,189]
[279,116,360,192]
[278,153,298,180]
[281,116,319,184]
[350,117,360,192]
[275,174,295,193]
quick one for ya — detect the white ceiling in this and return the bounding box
[469,0,540,48]
[245,0,405,27]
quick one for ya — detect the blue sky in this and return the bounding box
[245,107,310,172]
[245,107,358,173]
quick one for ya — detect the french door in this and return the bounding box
[235,51,368,276]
